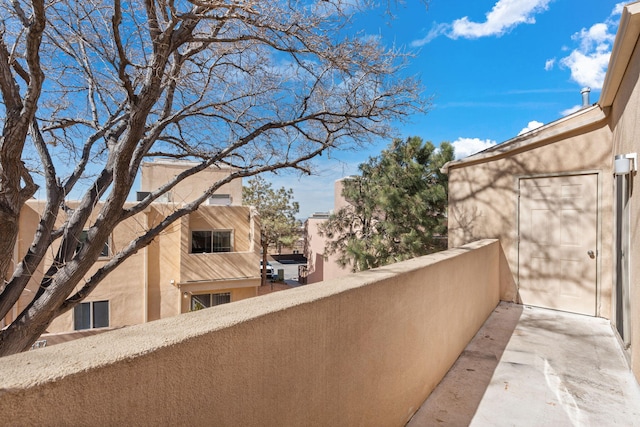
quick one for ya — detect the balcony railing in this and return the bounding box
[0,239,504,425]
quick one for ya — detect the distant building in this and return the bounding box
[3,160,261,342]
[303,178,353,284]
[140,159,243,206]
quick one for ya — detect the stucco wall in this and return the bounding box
[447,115,614,317]
[11,202,260,334]
[0,240,503,426]
[304,217,326,284]
[609,34,640,381]
[34,204,149,333]
[304,216,351,284]
[141,160,243,205]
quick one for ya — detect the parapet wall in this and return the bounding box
[0,239,503,427]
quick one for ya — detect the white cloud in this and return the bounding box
[517,120,544,135]
[612,2,627,16]
[410,0,551,45]
[560,50,611,89]
[560,105,582,116]
[411,23,451,47]
[452,137,497,159]
[544,58,555,71]
[557,6,622,89]
[450,0,551,39]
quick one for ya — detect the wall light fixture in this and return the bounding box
[614,153,637,175]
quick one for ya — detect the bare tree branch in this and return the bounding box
[0,0,424,355]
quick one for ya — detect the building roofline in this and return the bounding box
[599,1,640,107]
[442,106,607,173]
[142,158,238,170]
[442,2,640,174]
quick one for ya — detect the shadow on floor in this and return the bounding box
[407,302,523,426]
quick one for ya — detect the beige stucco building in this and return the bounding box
[140,159,244,206]
[3,160,261,339]
[303,178,353,284]
[446,2,640,382]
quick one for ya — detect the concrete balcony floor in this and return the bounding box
[408,302,640,426]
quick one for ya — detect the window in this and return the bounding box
[190,292,231,311]
[136,191,151,201]
[191,230,233,253]
[77,230,110,257]
[74,300,109,330]
[209,194,232,205]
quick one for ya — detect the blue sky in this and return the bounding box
[266,0,627,219]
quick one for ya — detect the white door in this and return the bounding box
[518,174,598,316]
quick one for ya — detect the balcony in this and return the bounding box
[1,239,638,425]
[408,302,640,425]
[180,251,259,283]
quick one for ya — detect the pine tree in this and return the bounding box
[320,137,454,272]
[243,176,300,286]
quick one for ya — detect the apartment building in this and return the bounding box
[4,160,261,339]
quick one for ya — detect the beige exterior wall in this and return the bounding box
[304,217,327,283]
[303,178,355,284]
[141,159,243,205]
[447,112,614,316]
[608,7,640,380]
[0,240,503,426]
[304,216,351,284]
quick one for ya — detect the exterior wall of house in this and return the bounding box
[609,29,640,380]
[0,240,504,426]
[304,216,352,284]
[141,160,243,205]
[447,113,614,316]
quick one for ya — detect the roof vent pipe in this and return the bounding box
[581,87,591,107]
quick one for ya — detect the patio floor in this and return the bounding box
[408,302,640,426]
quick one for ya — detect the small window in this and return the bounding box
[190,292,231,311]
[77,230,110,257]
[209,194,232,205]
[191,230,233,253]
[136,191,151,201]
[74,300,109,330]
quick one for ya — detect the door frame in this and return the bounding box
[614,171,632,357]
[515,170,603,316]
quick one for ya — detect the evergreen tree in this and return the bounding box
[243,176,300,285]
[320,137,454,272]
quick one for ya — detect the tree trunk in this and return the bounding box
[0,211,18,282]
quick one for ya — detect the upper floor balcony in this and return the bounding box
[1,239,638,426]
[162,206,261,285]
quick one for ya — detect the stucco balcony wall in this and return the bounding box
[180,251,259,283]
[0,239,503,427]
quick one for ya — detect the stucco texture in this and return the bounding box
[0,240,503,427]
[447,110,614,317]
[610,28,640,381]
